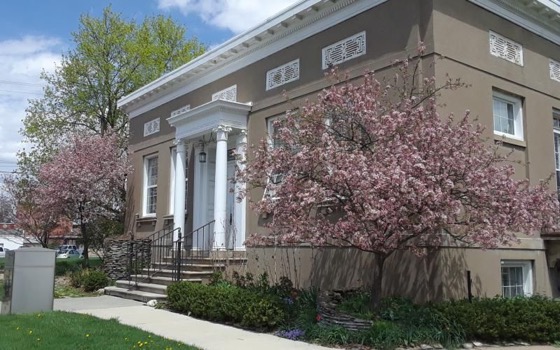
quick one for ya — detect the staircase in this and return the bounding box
[105,222,247,303]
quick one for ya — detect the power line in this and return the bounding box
[0,80,44,87]
[0,89,43,96]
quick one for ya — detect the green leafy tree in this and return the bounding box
[20,6,206,173]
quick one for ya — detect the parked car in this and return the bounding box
[57,245,78,252]
[56,249,82,259]
[0,245,6,258]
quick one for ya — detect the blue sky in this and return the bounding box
[0,0,299,173]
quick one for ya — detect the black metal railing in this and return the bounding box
[127,219,245,285]
[127,225,182,286]
[127,239,149,288]
[183,220,215,261]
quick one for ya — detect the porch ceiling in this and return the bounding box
[167,99,252,141]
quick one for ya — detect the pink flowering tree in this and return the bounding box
[241,59,560,308]
[2,175,65,247]
[38,132,130,263]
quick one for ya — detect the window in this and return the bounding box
[212,85,237,102]
[551,59,560,83]
[267,115,287,149]
[169,148,188,215]
[266,59,300,91]
[143,156,158,216]
[143,118,160,137]
[554,110,560,192]
[493,91,523,140]
[501,260,533,297]
[489,31,523,66]
[263,116,287,200]
[322,31,366,70]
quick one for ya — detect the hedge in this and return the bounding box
[167,281,285,330]
[433,296,560,343]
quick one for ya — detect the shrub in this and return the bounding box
[80,270,109,292]
[434,296,560,343]
[167,281,284,330]
[70,269,84,288]
[55,260,82,276]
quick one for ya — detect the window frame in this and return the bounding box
[263,115,288,201]
[501,260,533,298]
[492,90,524,141]
[143,155,158,217]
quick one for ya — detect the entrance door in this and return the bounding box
[226,161,236,249]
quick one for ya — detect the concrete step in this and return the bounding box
[115,280,167,295]
[144,268,214,279]
[129,274,203,286]
[162,257,247,265]
[104,286,167,303]
[150,263,225,271]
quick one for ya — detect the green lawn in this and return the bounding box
[0,311,200,350]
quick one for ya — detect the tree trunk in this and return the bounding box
[370,253,387,310]
[80,213,89,267]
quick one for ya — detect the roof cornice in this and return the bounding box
[469,0,560,45]
[119,0,389,118]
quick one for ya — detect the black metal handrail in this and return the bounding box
[127,219,244,286]
[183,220,215,262]
[127,225,181,286]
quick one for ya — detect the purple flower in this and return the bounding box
[276,328,305,340]
[282,297,294,305]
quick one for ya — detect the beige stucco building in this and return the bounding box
[118,0,560,302]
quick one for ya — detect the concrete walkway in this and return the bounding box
[53,296,334,350]
[45,296,558,350]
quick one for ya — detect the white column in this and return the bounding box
[173,139,187,244]
[234,129,247,250]
[213,125,232,250]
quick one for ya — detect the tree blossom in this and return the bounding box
[2,175,66,247]
[38,132,130,262]
[240,58,560,308]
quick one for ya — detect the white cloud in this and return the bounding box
[157,0,300,34]
[0,36,62,173]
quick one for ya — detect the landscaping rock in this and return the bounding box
[103,239,151,280]
[420,344,432,349]
[463,343,474,349]
[317,290,373,331]
[472,341,483,347]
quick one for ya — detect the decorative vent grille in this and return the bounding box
[322,31,366,70]
[489,32,523,66]
[212,85,237,102]
[551,59,560,82]
[170,105,190,117]
[266,59,300,91]
[143,118,160,137]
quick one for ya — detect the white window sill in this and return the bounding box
[494,133,526,148]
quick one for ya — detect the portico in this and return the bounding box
[167,99,251,251]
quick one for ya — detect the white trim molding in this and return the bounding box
[167,99,252,141]
[492,90,524,141]
[489,31,524,66]
[501,260,533,297]
[143,118,160,137]
[550,59,560,82]
[322,31,366,70]
[469,0,560,45]
[266,59,300,91]
[171,105,191,118]
[212,85,237,102]
[142,154,159,217]
[118,0,389,118]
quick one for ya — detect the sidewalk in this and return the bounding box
[52,296,559,350]
[54,295,334,350]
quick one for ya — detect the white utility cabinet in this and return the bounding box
[1,247,56,314]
